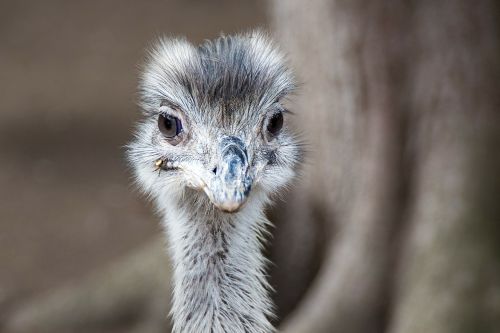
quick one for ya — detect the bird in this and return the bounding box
[127,31,302,333]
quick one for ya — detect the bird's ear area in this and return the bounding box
[138,36,198,116]
[145,36,198,73]
[242,30,297,108]
[245,29,286,68]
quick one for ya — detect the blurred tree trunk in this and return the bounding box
[388,2,500,332]
[272,1,500,333]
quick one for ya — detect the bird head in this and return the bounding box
[128,32,302,214]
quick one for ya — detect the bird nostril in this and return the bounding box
[212,167,217,175]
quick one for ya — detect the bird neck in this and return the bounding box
[162,196,274,333]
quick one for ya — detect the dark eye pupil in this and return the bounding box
[164,117,172,130]
[267,112,283,136]
[158,114,182,138]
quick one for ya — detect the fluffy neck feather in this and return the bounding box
[161,193,274,333]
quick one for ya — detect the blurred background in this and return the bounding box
[1,1,500,333]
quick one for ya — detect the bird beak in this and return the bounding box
[204,136,252,213]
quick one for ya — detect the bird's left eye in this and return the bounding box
[158,114,183,142]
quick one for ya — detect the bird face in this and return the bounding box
[150,102,293,213]
[128,32,301,213]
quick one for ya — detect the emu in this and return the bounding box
[128,31,302,333]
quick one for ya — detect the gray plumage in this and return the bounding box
[127,31,302,333]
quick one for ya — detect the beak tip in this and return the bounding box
[214,200,245,213]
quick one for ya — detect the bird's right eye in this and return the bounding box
[158,114,183,144]
[264,111,284,141]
